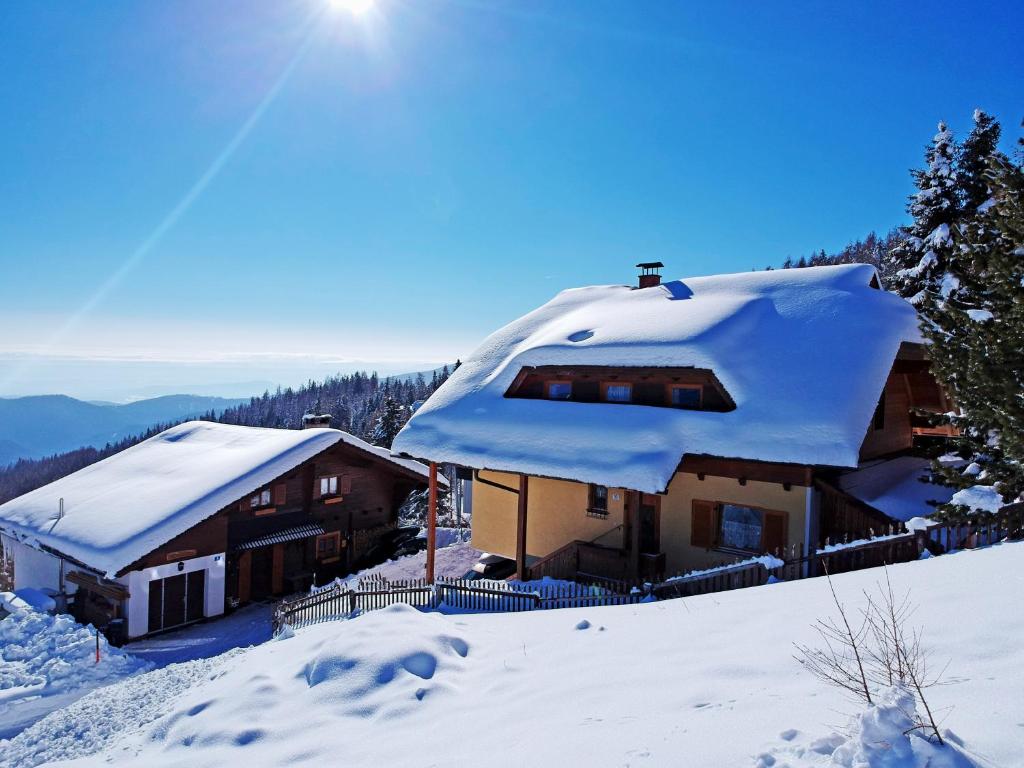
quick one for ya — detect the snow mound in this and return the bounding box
[758,686,983,768]
[302,605,471,710]
[0,611,150,705]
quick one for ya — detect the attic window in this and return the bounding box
[546,381,572,400]
[588,484,609,517]
[669,385,702,409]
[602,383,632,403]
[504,366,736,412]
[249,489,271,509]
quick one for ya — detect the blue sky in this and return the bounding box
[1,0,1021,400]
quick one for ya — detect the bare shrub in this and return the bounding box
[795,564,948,744]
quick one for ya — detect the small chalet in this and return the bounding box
[0,420,437,640]
[393,263,956,583]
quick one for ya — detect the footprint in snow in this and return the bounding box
[575,619,591,630]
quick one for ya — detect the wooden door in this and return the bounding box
[237,551,252,604]
[186,570,206,622]
[162,574,187,629]
[271,544,285,595]
[250,547,273,599]
[639,494,661,554]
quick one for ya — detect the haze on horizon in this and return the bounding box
[1,0,1020,401]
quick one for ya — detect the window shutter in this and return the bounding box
[691,500,715,548]
[762,511,788,555]
[340,475,352,495]
[274,483,287,506]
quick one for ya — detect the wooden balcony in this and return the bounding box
[529,540,665,584]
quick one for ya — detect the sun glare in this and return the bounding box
[330,0,375,17]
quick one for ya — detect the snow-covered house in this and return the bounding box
[392,263,955,582]
[0,421,436,639]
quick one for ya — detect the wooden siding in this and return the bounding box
[123,512,229,573]
[859,371,914,460]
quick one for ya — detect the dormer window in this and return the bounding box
[669,384,702,409]
[546,381,572,400]
[504,366,736,412]
[250,489,271,509]
[602,383,632,403]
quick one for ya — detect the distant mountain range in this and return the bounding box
[0,394,248,467]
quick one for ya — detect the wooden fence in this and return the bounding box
[273,576,643,632]
[273,516,1018,634]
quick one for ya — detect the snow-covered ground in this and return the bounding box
[3,541,1019,768]
[124,604,273,667]
[0,611,150,740]
[346,536,481,583]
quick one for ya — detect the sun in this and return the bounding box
[330,0,375,16]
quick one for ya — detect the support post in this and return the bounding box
[516,474,529,580]
[426,462,438,583]
[628,491,641,579]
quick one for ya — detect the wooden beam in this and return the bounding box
[515,474,529,579]
[628,491,641,578]
[426,462,438,583]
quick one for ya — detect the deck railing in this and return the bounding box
[272,516,1019,635]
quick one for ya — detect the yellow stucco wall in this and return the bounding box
[660,472,809,573]
[471,471,626,561]
[471,470,809,575]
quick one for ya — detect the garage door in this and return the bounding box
[147,570,206,633]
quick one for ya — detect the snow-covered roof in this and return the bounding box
[393,264,922,493]
[837,456,956,522]
[0,421,435,576]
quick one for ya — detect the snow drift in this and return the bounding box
[5,540,1019,768]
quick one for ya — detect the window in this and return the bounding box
[315,532,341,559]
[546,381,572,400]
[249,489,271,509]
[602,383,632,403]
[873,392,886,430]
[320,476,339,496]
[719,504,763,551]
[588,484,608,516]
[670,385,702,409]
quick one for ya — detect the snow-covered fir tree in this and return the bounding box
[886,122,960,305]
[371,396,406,448]
[926,122,1024,521]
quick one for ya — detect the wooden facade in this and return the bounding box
[116,439,427,616]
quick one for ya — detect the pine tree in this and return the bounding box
[926,121,1024,520]
[887,122,959,305]
[371,396,405,448]
[958,110,1002,213]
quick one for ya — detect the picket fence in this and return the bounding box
[272,516,1018,634]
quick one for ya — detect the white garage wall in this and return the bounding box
[1,534,76,595]
[117,553,226,638]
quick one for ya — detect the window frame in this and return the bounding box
[319,475,339,497]
[667,383,703,409]
[248,488,273,510]
[587,484,609,517]
[716,502,766,554]
[600,381,633,403]
[315,531,342,560]
[692,499,788,556]
[545,380,573,401]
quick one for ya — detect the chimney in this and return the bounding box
[301,413,332,429]
[636,261,664,289]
